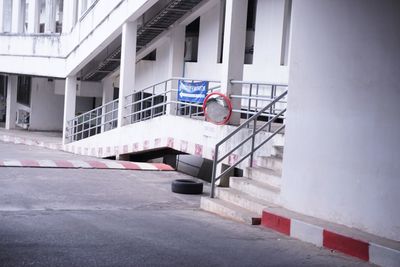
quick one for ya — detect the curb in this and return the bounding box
[261,210,400,267]
[0,159,174,171]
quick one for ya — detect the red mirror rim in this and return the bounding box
[202,92,232,125]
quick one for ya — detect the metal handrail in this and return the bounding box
[231,80,288,87]
[66,98,119,143]
[210,90,288,198]
[123,78,221,125]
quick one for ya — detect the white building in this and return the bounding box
[0,0,399,264]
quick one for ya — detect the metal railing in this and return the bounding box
[230,81,288,130]
[210,90,288,198]
[124,77,220,125]
[66,98,119,143]
[65,78,288,146]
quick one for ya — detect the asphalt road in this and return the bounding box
[0,141,372,267]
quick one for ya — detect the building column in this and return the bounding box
[45,0,56,33]
[166,25,185,115]
[101,78,114,132]
[27,0,40,33]
[62,0,77,33]
[0,0,4,32]
[11,0,24,33]
[117,21,137,128]
[5,75,18,130]
[221,0,248,125]
[62,76,77,145]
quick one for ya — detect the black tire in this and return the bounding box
[171,179,203,194]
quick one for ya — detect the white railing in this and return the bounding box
[66,98,119,143]
[124,77,221,125]
[65,78,288,144]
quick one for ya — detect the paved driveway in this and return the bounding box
[0,141,371,266]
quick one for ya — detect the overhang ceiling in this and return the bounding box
[81,0,203,82]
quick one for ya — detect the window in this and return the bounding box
[245,0,257,64]
[142,49,157,61]
[184,18,200,63]
[17,76,31,107]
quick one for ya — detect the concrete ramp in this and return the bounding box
[64,115,284,169]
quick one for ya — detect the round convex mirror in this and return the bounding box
[202,92,232,125]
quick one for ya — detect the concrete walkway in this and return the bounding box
[0,141,371,266]
[0,126,62,150]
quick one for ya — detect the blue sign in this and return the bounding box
[178,80,209,104]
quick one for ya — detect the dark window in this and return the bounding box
[184,18,200,62]
[113,87,119,100]
[245,0,257,64]
[17,76,31,107]
[142,49,157,61]
[246,0,257,30]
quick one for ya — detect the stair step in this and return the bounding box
[200,197,261,225]
[215,187,278,214]
[229,177,280,204]
[272,145,284,158]
[244,167,282,187]
[256,156,283,172]
[272,133,285,147]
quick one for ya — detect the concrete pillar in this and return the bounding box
[45,0,56,33]
[101,78,114,132]
[0,0,4,32]
[166,25,185,115]
[5,75,18,130]
[27,0,40,33]
[62,0,77,33]
[102,79,114,105]
[221,0,248,125]
[11,0,24,33]
[117,21,137,128]
[62,76,77,145]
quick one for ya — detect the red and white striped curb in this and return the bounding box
[261,210,400,267]
[0,159,174,171]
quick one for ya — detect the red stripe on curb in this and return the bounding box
[54,160,74,168]
[20,160,40,167]
[323,230,369,261]
[118,161,140,170]
[151,163,174,171]
[86,161,108,169]
[261,211,291,235]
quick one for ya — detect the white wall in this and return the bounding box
[54,79,102,97]
[0,0,158,77]
[135,41,170,91]
[282,0,400,241]
[29,78,64,131]
[184,0,289,84]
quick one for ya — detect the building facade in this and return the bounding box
[0,0,399,262]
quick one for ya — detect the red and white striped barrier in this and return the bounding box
[261,210,400,267]
[0,159,174,171]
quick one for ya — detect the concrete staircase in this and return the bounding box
[201,144,284,225]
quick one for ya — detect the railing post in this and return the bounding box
[247,83,253,125]
[151,85,155,118]
[211,146,219,198]
[250,119,256,167]
[269,85,276,132]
